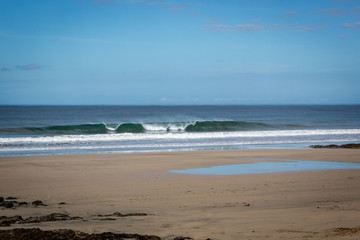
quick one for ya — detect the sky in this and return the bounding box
[0,0,360,105]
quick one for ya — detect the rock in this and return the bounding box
[92,232,161,240]
[96,218,117,221]
[341,143,360,149]
[5,202,14,208]
[309,143,360,149]
[58,202,66,205]
[18,202,28,206]
[0,199,29,208]
[0,228,161,240]
[0,201,30,209]
[0,216,23,227]
[174,237,194,240]
[113,212,148,217]
[0,228,84,240]
[1,213,83,226]
[0,201,14,208]
[31,200,47,207]
[98,212,148,217]
[332,227,360,235]
[21,213,83,224]
[6,197,17,200]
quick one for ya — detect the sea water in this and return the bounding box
[170,158,360,175]
[0,105,359,156]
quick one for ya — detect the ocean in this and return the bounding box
[0,105,359,156]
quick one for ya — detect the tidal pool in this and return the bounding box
[170,158,360,175]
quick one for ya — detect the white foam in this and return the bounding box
[142,122,189,132]
[103,123,120,131]
[1,138,359,153]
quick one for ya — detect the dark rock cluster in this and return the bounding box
[0,213,83,227]
[0,196,47,209]
[32,200,47,207]
[0,215,23,227]
[0,228,213,240]
[0,228,161,240]
[309,143,360,149]
[332,227,360,236]
[98,212,148,217]
[0,196,212,240]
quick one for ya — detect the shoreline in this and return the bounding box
[2,140,359,158]
[1,149,360,239]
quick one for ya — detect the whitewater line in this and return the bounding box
[1,129,360,144]
[1,138,359,152]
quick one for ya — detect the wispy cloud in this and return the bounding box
[285,11,297,16]
[133,0,165,5]
[341,20,360,28]
[162,3,187,11]
[294,23,327,32]
[205,24,263,33]
[0,67,12,72]
[1,64,44,72]
[317,6,360,17]
[91,0,189,12]
[206,18,222,24]
[16,64,43,71]
[0,32,111,44]
[93,0,114,5]
[331,0,360,4]
[250,18,263,23]
[332,0,352,4]
[90,0,171,6]
[205,22,326,34]
[93,0,165,5]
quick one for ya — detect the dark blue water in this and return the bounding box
[0,105,359,156]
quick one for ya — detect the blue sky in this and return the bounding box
[0,0,360,105]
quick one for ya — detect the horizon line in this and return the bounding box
[1,103,360,107]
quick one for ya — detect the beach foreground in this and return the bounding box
[1,149,360,239]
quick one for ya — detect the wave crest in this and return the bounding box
[185,121,270,132]
[26,124,108,134]
[0,120,305,135]
[115,123,145,133]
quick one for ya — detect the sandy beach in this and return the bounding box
[1,149,360,239]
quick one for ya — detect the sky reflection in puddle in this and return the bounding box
[170,158,360,175]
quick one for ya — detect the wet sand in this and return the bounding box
[1,149,360,239]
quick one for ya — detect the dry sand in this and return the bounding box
[1,149,360,239]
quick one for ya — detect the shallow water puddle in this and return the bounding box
[170,158,360,175]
